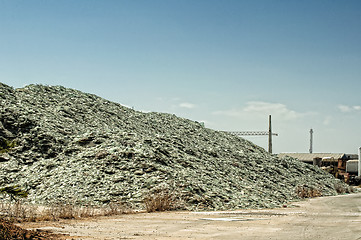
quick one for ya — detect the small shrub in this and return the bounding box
[103,201,131,216]
[348,186,356,193]
[334,182,352,194]
[295,185,322,198]
[144,189,177,212]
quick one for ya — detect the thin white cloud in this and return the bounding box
[244,101,300,120]
[179,102,196,109]
[213,101,310,121]
[354,106,361,111]
[323,116,332,126]
[338,104,361,113]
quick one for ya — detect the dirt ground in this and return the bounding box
[19,192,361,240]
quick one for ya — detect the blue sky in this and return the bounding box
[1,0,360,153]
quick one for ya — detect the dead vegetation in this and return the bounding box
[143,189,179,212]
[294,182,356,199]
[0,197,132,239]
[295,185,323,198]
[0,199,132,223]
[334,183,355,194]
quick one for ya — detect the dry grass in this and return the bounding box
[143,189,178,212]
[103,201,131,216]
[0,199,132,222]
[334,183,354,194]
[295,185,322,199]
[334,183,347,194]
[0,200,36,222]
[39,204,79,221]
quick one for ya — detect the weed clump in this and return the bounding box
[295,185,322,198]
[0,199,133,223]
[334,182,354,194]
[143,189,179,212]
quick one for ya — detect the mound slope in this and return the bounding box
[0,83,348,210]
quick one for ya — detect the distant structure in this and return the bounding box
[227,131,278,136]
[226,115,278,154]
[268,115,272,154]
[359,147,361,177]
[309,128,313,153]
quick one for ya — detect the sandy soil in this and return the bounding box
[19,192,361,240]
